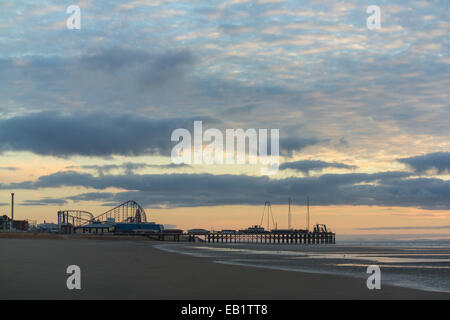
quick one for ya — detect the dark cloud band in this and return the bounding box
[280,160,357,174]
[398,152,450,174]
[0,111,319,158]
[0,112,199,157]
[3,170,449,210]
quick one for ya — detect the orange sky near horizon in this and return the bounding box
[0,151,449,236]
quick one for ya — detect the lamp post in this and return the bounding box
[10,193,14,232]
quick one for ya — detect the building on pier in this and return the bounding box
[188,229,210,235]
[239,225,266,234]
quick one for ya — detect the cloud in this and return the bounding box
[79,47,152,73]
[0,110,321,159]
[279,137,321,157]
[66,192,115,203]
[3,170,449,210]
[220,104,258,117]
[0,166,17,171]
[79,162,191,175]
[218,24,253,34]
[80,47,196,89]
[21,198,68,206]
[0,111,206,157]
[0,48,198,113]
[398,152,450,174]
[280,160,357,174]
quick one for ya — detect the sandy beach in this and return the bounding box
[0,237,449,300]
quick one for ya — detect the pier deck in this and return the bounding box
[189,232,336,245]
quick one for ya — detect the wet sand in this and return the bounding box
[158,242,450,293]
[1,238,449,299]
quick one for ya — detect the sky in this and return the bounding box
[0,0,449,237]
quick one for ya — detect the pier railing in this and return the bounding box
[195,232,336,245]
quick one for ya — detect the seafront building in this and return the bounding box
[0,215,29,232]
[74,218,164,235]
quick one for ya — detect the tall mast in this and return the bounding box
[288,197,292,229]
[10,193,14,232]
[306,196,310,232]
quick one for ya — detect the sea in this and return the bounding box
[155,240,450,293]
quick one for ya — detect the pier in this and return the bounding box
[202,231,335,245]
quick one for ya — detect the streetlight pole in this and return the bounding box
[10,193,14,232]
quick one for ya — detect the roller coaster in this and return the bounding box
[57,200,147,227]
[57,210,94,227]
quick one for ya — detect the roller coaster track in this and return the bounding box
[57,210,94,227]
[90,200,147,225]
[58,200,147,227]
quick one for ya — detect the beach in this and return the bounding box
[157,241,450,293]
[1,237,449,300]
